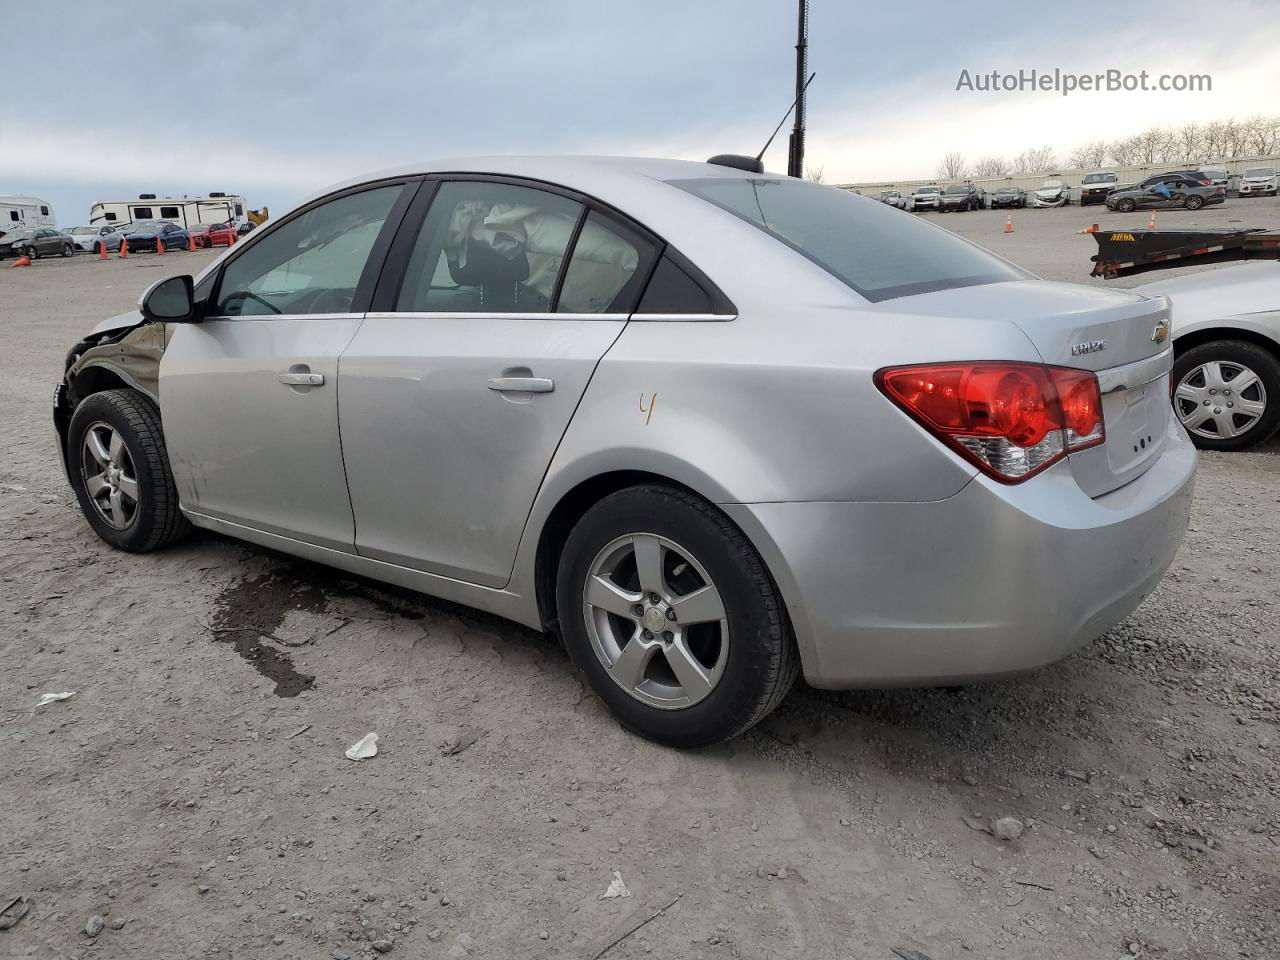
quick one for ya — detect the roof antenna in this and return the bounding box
[756,71,815,169]
[786,0,811,178]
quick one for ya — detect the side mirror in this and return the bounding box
[139,274,198,323]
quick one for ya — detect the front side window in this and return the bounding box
[9,211,19,221]
[103,212,117,221]
[671,177,1026,302]
[160,206,180,219]
[133,206,153,219]
[214,185,400,317]
[396,181,582,314]
[40,206,49,215]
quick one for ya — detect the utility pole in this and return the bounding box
[786,0,809,178]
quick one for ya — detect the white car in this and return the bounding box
[1238,167,1278,198]
[1031,180,1071,207]
[66,224,124,253]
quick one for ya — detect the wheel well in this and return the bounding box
[534,470,711,634]
[1174,326,1280,359]
[70,366,132,405]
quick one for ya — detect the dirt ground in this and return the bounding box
[1,205,1278,960]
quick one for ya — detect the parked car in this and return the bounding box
[939,183,984,212]
[1105,173,1225,212]
[1194,164,1230,190]
[877,191,907,209]
[0,227,75,259]
[1079,172,1118,206]
[51,156,1196,747]
[910,185,943,211]
[989,187,1027,209]
[1134,262,1280,451]
[1031,180,1071,207]
[1238,166,1278,198]
[121,220,190,253]
[66,225,124,254]
[189,221,238,248]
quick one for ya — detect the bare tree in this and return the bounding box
[805,165,825,184]
[936,152,969,180]
[1011,146,1057,175]
[1172,122,1205,163]
[1108,135,1141,166]
[1067,140,1109,169]
[1132,125,1173,164]
[971,155,1011,178]
[1244,115,1280,155]
[1221,118,1249,158]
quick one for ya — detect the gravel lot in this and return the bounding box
[1,202,1277,960]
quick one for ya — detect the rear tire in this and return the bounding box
[67,389,192,551]
[62,243,73,257]
[1172,340,1280,450]
[556,485,798,747]
[1185,194,1205,210]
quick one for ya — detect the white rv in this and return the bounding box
[89,193,247,229]
[0,195,57,235]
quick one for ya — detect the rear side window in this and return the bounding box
[670,177,1026,302]
[133,206,153,219]
[396,181,582,314]
[103,212,117,221]
[160,206,180,219]
[637,256,716,314]
[556,212,656,314]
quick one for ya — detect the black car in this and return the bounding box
[1105,173,1225,213]
[0,227,75,260]
[939,183,985,211]
[989,187,1026,209]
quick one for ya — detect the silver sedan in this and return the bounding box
[52,157,1197,746]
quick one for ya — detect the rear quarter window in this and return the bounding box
[669,177,1027,302]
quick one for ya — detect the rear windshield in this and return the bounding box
[669,177,1026,302]
[1245,168,1275,178]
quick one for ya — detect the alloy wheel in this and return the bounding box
[582,533,729,709]
[1174,360,1268,441]
[80,421,140,530]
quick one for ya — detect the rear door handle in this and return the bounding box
[279,372,324,386]
[487,376,554,394]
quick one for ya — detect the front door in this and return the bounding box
[339,179,658,586]
[161,182,409,550]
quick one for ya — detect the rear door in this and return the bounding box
[161,180,415,550]
[338,178,658,586]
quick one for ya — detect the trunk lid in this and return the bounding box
[880,280,1173,497]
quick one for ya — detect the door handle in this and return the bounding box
[487,376,554,394]
[279,372,324,386]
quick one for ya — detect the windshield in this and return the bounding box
[997,188,1018,194]
[1245,168,1275,178]
[668,177,1027,302]
[123,221,159,233]
[4,230,35,241]
[1083,174,1115,184]
[1040,181,1064,189]
[71,226,97,235]
[944,185,970,194]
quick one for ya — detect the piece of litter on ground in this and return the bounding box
[440,726,485,757]
[345,732,379,761]
[0,897,31,931]
[600,870,631,900]
[36,691,76,707]
[285,724,312,740]
[891,948,933,960]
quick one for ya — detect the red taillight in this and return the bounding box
[875,361,1105,483]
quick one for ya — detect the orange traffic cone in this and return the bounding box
[156,236,165,256]
[1003,214,1014,234]
[229,228,236,246]
[10,255,31,267]
[188,232,196,252]
[98,241,108,260]
[119,236,128,258]
[1147,210,1157,229]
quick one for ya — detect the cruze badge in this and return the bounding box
[1151,320,1170,344]
[1071,340,1107,356]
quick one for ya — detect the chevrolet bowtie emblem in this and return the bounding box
[1151,320,1170,344]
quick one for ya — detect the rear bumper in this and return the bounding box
[725,417,1196,688]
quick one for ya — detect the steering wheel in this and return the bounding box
[305,288,354,314]
[224,291,282,315]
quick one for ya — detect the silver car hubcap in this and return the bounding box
[81,422,139,530]
[1174,361,1267,440]
[582,533,728,710]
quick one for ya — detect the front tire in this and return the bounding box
[23,245,38,260]
[1172,341,1280,450]
[556,485,798,747]
[67,389,191,551]
[1117,198,1136,213]
[1185,194,1205,210]
[62,242,74,257]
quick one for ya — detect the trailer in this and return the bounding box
[88,193,247,230]
[0,195,56,235]
[1091,227,1280,278]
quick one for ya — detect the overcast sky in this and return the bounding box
[4,0,1279,225]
